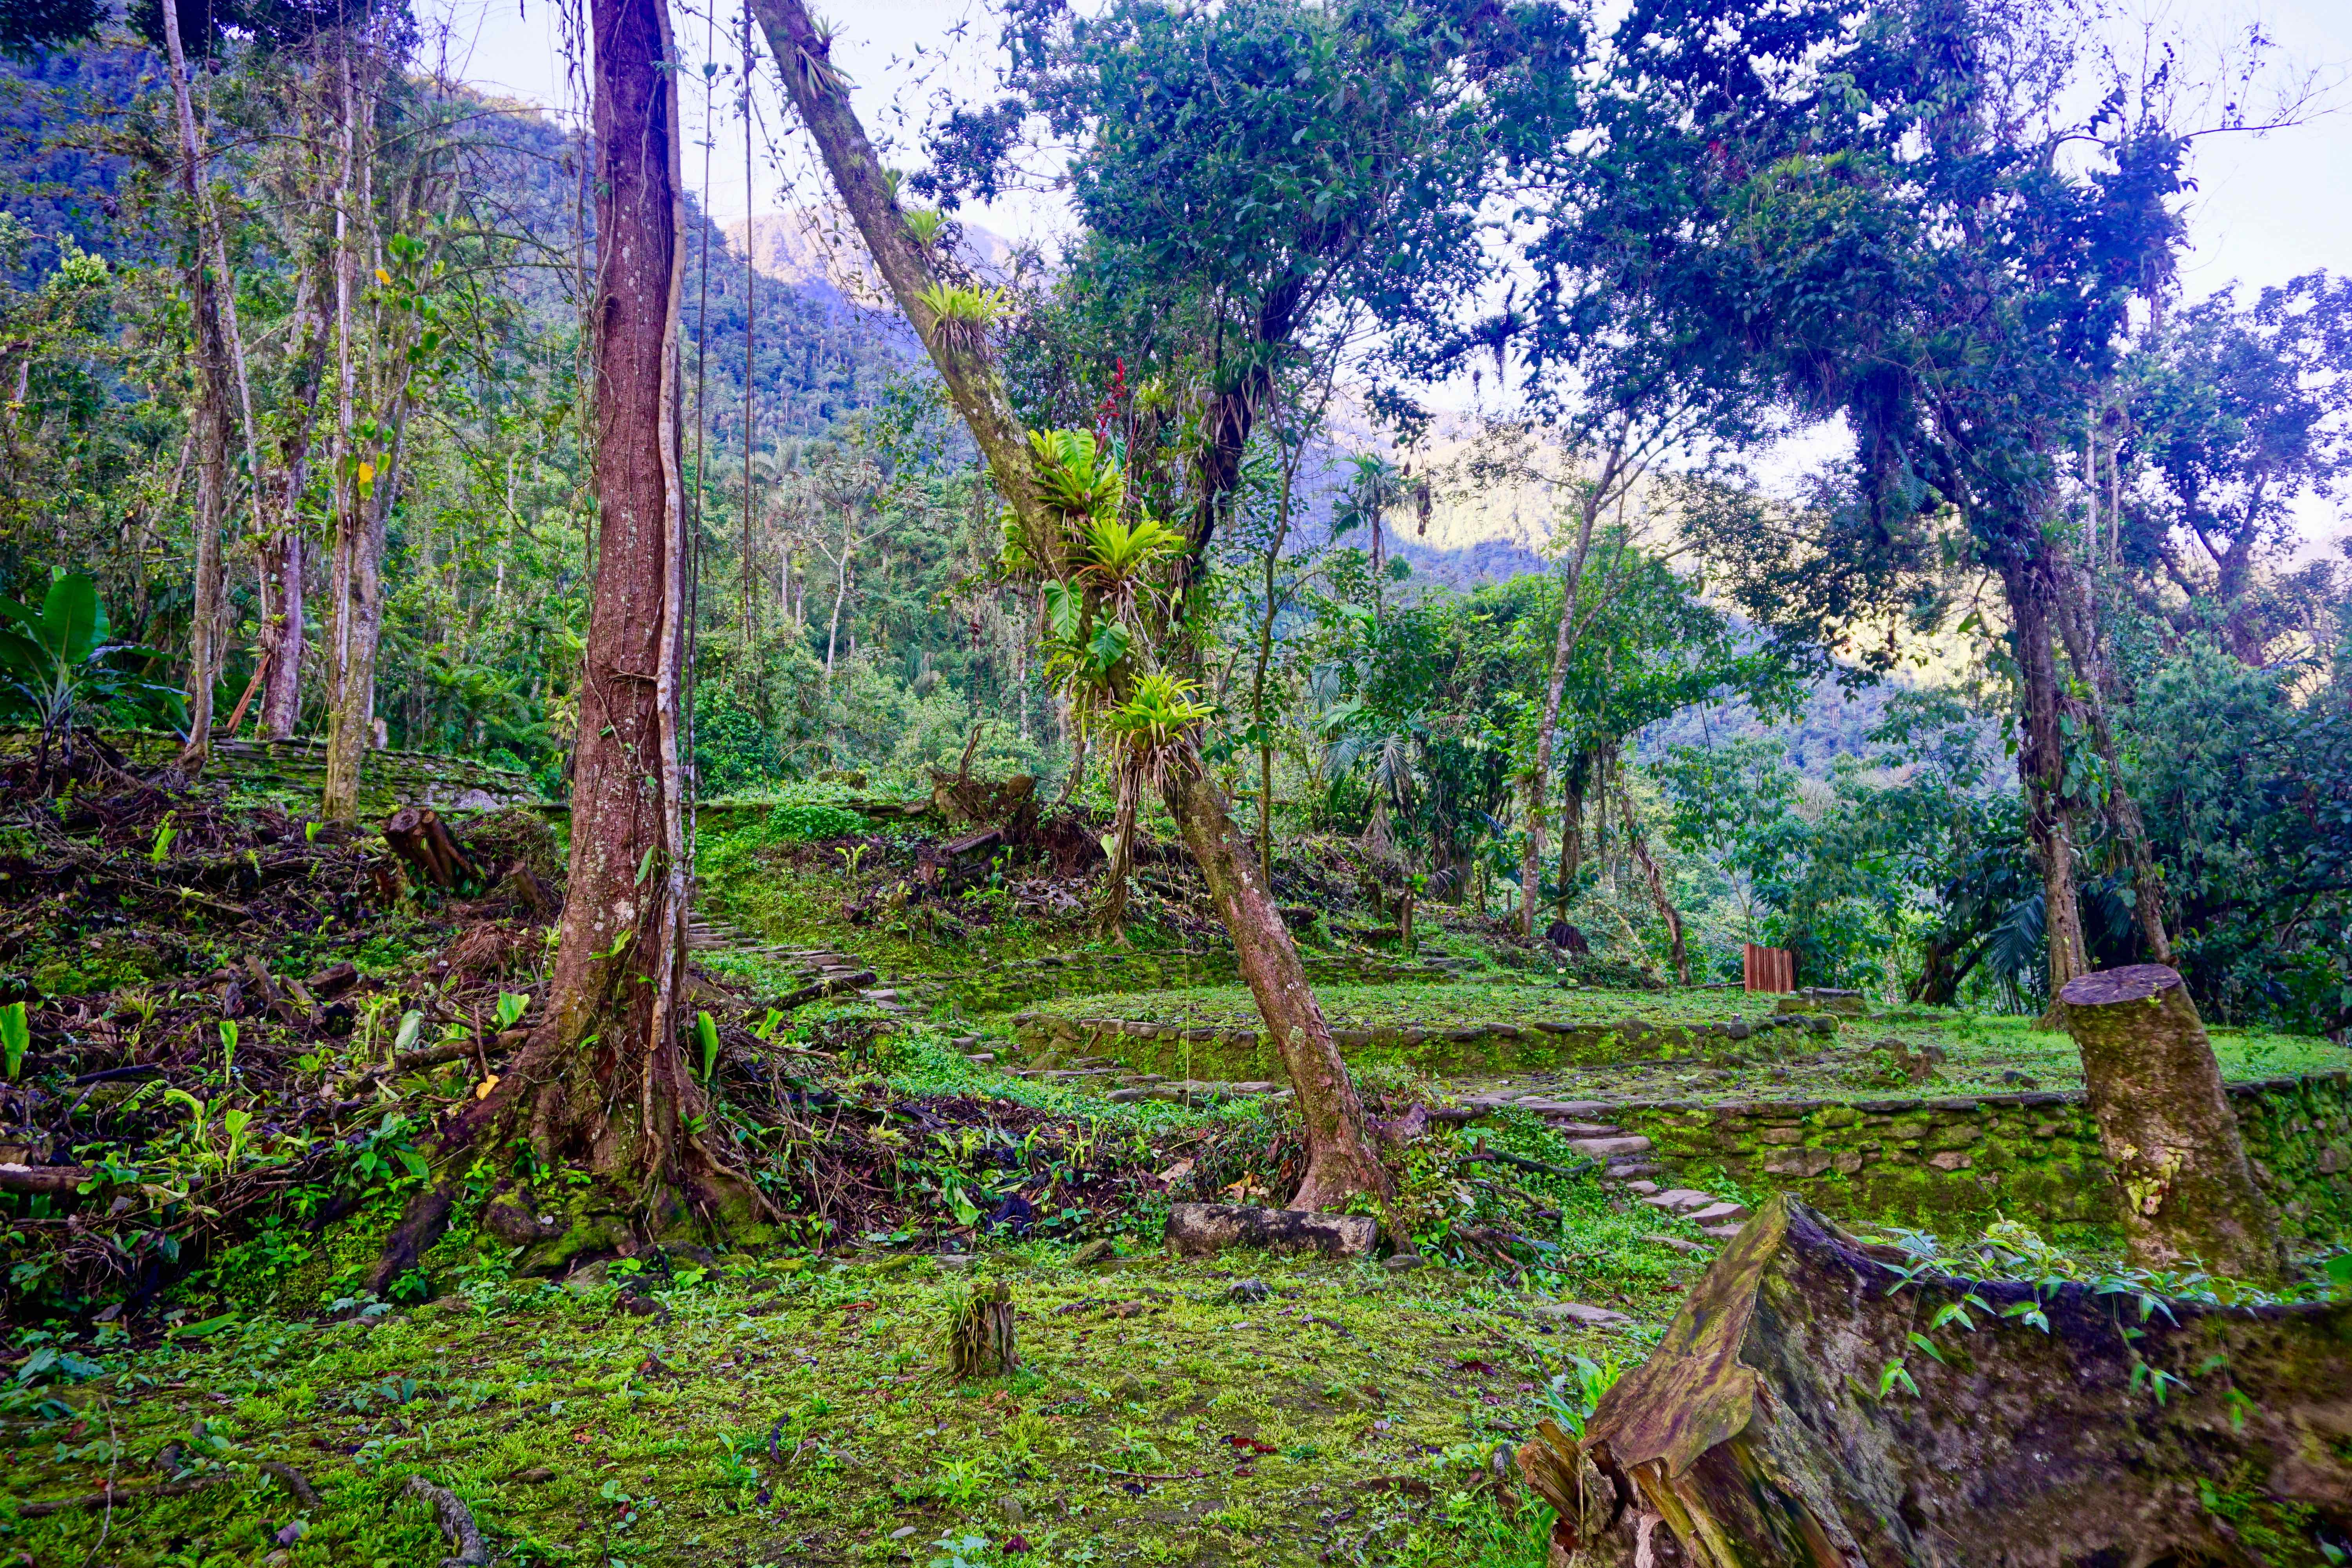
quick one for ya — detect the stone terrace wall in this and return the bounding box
[909,946,1475,1015]
[1611,1070,2352,1243]
[1010,1008,1839,1081]
[4,731,552,818]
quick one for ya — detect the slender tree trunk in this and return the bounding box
[1619,786,1689,985]
[2000,553,2091,1010]
[2059,965,2284,1281]
[2052,558,2172,963]
[1556,750,1586,923]
[1160,741,1391,1210]
[260,269,328,740]
[1519,450,1617,939]
[752,0,1391,1210]
[161,0,234,771]
[454,0,757,1231]
[321,49,373,818]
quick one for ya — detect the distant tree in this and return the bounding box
[2126,272,2352,663]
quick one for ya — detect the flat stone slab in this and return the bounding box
[1530,1301,1634,1328]
[1641,1189,1721,1213]
[1164,1203,1377,1259]
[1686,1201,1751,1225]
[1566,1135,1653,1160]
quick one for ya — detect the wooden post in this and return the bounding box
[2058,964,2286,1281]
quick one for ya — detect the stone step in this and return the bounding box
[1686,1201,1750,1225]
[1644,1234,1712,1257]
[1640,1188,1722,1214]
[1566,1135,1651,1160]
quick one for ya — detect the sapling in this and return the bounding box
[218,1018,238,1079]
[697,1010,721,1082]
[0,1000,25,1079]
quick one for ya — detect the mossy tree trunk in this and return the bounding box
[2060,963,2286,1281]
[748,0,1392,1212]
[1523,1198,2351,1566]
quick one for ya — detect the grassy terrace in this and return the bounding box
[1021,985,2352,1103]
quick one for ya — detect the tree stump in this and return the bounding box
[384,805,476,889]
[943,1280,1018,1379]
[1517,1196,2352,1567]
[2060,963,2287,1281]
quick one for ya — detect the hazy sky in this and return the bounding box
[428,0,2348,546]
[431,0,2349,295]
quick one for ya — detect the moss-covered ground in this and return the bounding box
[5,1135,1691,1568]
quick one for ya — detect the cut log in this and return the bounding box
[384,805,477,889]
[0,1163,90,1196]
[2060,963,2287,1281]
[1518,1195,2352,1567]
[1163,1202,1377,1259]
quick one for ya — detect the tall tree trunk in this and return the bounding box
[260,269,329,740]
[751,0,1392,1210]
[321,47,373,819]
[454,0,755,1231]
[2000,552,2091,1010]
[160,0,234,771]
[1518,449,1618,939]
[2060,964,2285,1281]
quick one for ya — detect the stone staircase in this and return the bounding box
[1455,1089,1752,1241]
[685,909,907,1014]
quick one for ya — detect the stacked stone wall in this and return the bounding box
[1610,1070,2352,1242]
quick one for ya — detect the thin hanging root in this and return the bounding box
[942,1280,1019,1379]
[405,1475,488,1567]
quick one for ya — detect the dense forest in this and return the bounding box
[0,0,2348,1562]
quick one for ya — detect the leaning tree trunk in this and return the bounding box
[2060,964,2286,1281]
[751,0,1392,1209]
[1521,1196,2350,1567]
[1160,740,1391,1210]
[2000,552,2091,1012]
[445,0,759,1244]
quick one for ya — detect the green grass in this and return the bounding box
[2,1249,1630,1567]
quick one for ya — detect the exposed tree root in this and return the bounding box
[405,1475,488,1567]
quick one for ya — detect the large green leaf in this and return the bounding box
[38,573,101,665]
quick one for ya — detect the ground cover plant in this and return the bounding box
[3,0,2350,1559]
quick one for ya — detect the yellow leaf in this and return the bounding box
[356,461,376,486]
[375,267,391,285]
[474,1073,499,1100]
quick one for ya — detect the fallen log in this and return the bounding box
[0,1163,92,1196]
[768,968,876,1012]
[1517,1195,2352,1567]
[1163,1202,1377,1259]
